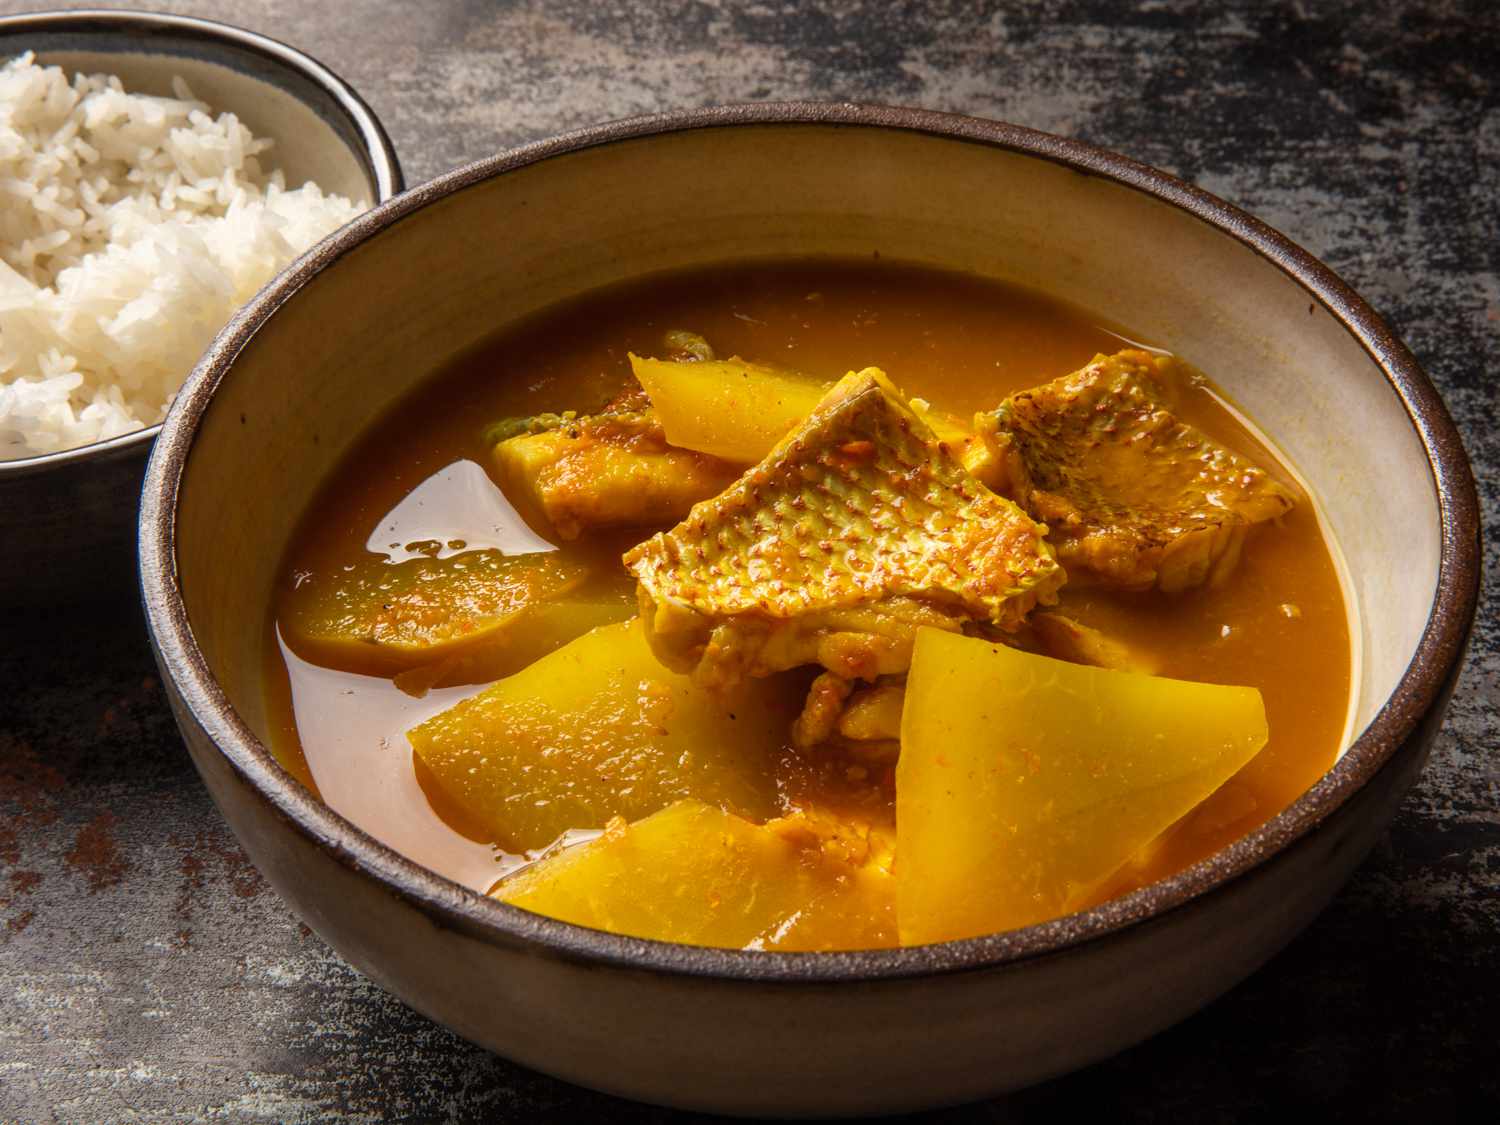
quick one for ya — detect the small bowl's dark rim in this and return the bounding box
[141,102,1481,986]
[0,6,404,475]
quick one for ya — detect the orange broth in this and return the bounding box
[263,259,1352,942]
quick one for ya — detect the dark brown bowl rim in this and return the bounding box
[0,6,404,475]
[140,102,1481,985]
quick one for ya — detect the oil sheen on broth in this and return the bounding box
[263,260,1352,945]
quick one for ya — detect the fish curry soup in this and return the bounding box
[265,260,1352,951]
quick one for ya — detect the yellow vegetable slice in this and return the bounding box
[496,582,637,656]
[632,353,983,472]
[390,581,639,693]
[408,620,797,852]
[495,800,896,950]
[280,549,589,675]
[629,354,829,462]
[896,628,1268,945]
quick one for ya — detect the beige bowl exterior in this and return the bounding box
[140,106,1479,1115]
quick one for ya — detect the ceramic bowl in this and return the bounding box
[138,105,1479,1116]
[0,9,402,608]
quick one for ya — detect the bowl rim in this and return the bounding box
[140,102,1481,984]
[0,6,404,475]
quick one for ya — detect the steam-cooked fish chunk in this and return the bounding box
[791,671,855,748]
[624,367,1063,687]
[836,681,906,743]
[492,410,740,540]
[978,350,1295,592]
[789,673,906,752]
[1031,612,1160,675]
[788,674,906,754]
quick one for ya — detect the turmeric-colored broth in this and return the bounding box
[264,260,1352,941]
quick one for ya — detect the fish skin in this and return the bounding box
[977,350,1296,593]
[624,367,1064,685]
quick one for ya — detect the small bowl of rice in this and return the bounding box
[0,9,402,606]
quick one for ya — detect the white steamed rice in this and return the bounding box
[0,52,364,459]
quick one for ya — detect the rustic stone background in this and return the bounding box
[2,1,1495,1121]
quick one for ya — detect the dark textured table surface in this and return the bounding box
[2,2,1496,1121]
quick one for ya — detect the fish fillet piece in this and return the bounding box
[492,410,740,540]
[1031,612,1161,675]
[789,673,906,758]
[791,673,907,750]
[978,350,1295,592]
[624,367,1063,686]
[836,681,906,743]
